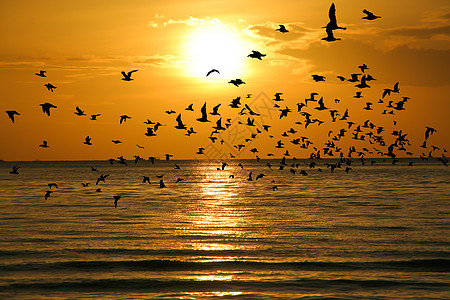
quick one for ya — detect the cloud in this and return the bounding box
[148,16,224,29]
[132,54,183,68]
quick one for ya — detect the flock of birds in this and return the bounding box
[4,3,448,207]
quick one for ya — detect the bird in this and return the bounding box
[247,172,253,181]
[84,136,92,145]
[9,165,20,174]
[324,3,347,31]
[176,178,184,183]
[44,83,57,92]
[121,70,138,81]
[35,70,46,77]
[74,106,86,116]
[228,79,245,87]
[196,103,210,122]
[40,103,57,116]
[175,114,187,130]
[90,114,101,120]
[424,127,437,140]
[206,69,220,77]
[39,141,49,148]
[143,176,151,184]
[185,103,194,111]
[347,73,361,82]
[48,183,58,189]
[165,154,173,161]
[145,127,157,137]
[5,110,20,123]
[82,183,90,187]
[120,115,131,124]
[113,195,121,208]
[358,64,369,73]
[159,179,166,188]
[248,50,266,60]
[90,166,98,172]
[276,24,289,33]
[362,9,381,20]
[210,103,221,116]
[197,148,205,154]
[44,191,53,200]
[96,174,109,185]
[312,74,326,82]
[363,102,373,110]
[355,75,370,88]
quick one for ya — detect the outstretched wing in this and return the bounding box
[328,3,337,25]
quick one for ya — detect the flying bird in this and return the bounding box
[5,110,20,123]
[96,174,109,185]
[44,83,57,92]
[74,106,86,116]
[196,103,210,122]
[84,136,92,145]
[185,103,194,111]
[362,9,381,20]
[35,70,46,77]
[9,165,20,174]
[276,24,289,33]
[39,141,49,148]
[312,74,326,82]
[48,183,58,189]
[44,191,53,200]
[159,178,166,188]
[206,69,220,77]
[424,127,437,140]
[175,114,187,130]
[113,195,121,208]
[324,3,347,31]
[40,103,57,116]
[248,50,266,60]
[228,79,245,87]
[121,70,138,81]
[120,115,131,124]
[90,114,101,120]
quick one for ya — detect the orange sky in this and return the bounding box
[0,0,449,161]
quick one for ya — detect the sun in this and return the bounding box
[184,26,248,79]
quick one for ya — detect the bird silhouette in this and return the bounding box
[355,75,370,88]
[40,103,57,116]
[44,83,57,92]
[248,50,266,60]
[358,64,369,73]
[48,183,58,189]
[96,174,109,185]
[185,103,194,111]
[197,148,205,154]
[196,103,210,122]
[84,136,92,145]
[210,103,221,116]
[324,3,347,31]
[159,178,166,188]
[165,154,173,160]
[206,69,220,77]
[276,24,289,33]
[121,70,138,81]
[142,176,151,184]
[175,114,187,130]
[120,115,131,124]
[35,70,46,77]
[9,165,20,174]
[362,9,381,20]
[74,106,86,116]
[90,114,101,120]
[145,127,157,137]
[228,79,245,87]
[5,111,20,123]
[39,141,49,148]
[312,74,326,82]
[425,127,437,140]
[44,191,53,200]
[113,195,121,208]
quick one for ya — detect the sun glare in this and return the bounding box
[184,26,247,78]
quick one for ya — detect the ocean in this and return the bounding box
[0,158,449,299]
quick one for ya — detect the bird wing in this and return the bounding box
[75,106,83,114]
[328,3,337,25]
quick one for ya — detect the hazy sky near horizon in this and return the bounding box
[0,0,449,160]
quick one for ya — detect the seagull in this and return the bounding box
[347,73,361,82]
[248,50,266,60]
[206,69,220,77]
[112,140,122,144]
[39,141,49,148]
[120,115,131,124]
[45,191,53,200]
[358,64,369,73]
[175,114,187,130]
[362,9,381,20]
[145,127,156,137]
[185,103,194,111]
[121,70,138,81]
[84,136,92,145]
[196,103,210,122]
[48,183,58,189]
[96,174,109,185]
[44,83,57,92]
[35,70,46,77]
[90,114,101,120]
[113,195,121,208]
[197,148,205,154]
[40,103,57,116]
[90,166,98,172]
[210,103,221,116]
[159,178,166,188]
[424,127,437,140]
[228,79,245,87]
[143,176,151,184]
[9,165,20,174]
[74,106,86,116]
[5,110,20,123]
[355,75,370,88]
[312,74,326,82]
[165,154,173,160]
[276,24,289,33]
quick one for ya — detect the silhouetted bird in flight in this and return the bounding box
[39,141,49,148]
[121,70,138,81]
[84,136,92,145]
[96,174,109,185]
[358,64,369,73]
[90,166,98,172]
[142,176,151,184]
[44,191,53,200]
[120,115,131,124]
[424,127,437,140]
[40,103,57,116]
[145,127,156,137]
[210,103,221,115]
[165,154,173,160]
[362,9,381,20]
[248,50,266,60]
[276,24,288,33]
[197,148,205,154]
[112,140,122,144]
[206,69,220,77]
[74,106,86,116]
[185,103,194,111]
[10,165,20,174]
[90,114,101,120]
[44,83,57,92]
[5,110,20,123]
[35,70,46,77]
[229,79,245,87]
[175,114,187,130]
[324,3,347,31]
[159,179,166,188]
[355,75,370,88]
[196,103,210,122]
[312,75,326,82]
[113,195,121,208]
[48,183,58,189]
